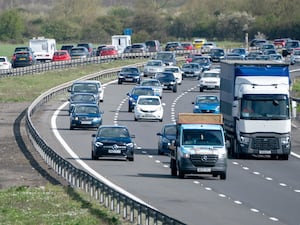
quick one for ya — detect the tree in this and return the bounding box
[0,9,24,42]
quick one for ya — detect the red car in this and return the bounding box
[273,38,290,48]
[52,50,71,61]
[100,45,118,56]
[181,42,194,50]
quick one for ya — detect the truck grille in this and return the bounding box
[251,137,279,150]
[190,154,218,167]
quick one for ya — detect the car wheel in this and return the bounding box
[70,124,74,130]
[220,172,226,180]
[134,117,138,121]
[118,79,122,84]
[91,151,97,160]
[178,165,185,179]
[172,85,177,93]
[128,106,132,112]
[159,118,163,122]
[170,158,177,176]
[200,87,204,92]
[127,157,134,161]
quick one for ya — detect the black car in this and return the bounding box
[209,48,225,62]
[118,66,142,84]
[11,51,36,68]
[60,44,74,54]
[156,123,177,155]
[155,71,177,93]
[91,125,135,161]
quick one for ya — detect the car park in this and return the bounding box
[134,95,164,122]
[127,86,155,112]
[68,93,97,114]
[192,95,220,113]
[91,125,135,161]
[139,78,163,98]
[143,59,165,77]
[69,103,103,130]
[155,71,178,93]
[52,50,71,61]
[156,123,177,155]
[181,62,202,79]
[0,56,12,70]
[290,48,300,65]
[70,47,90,59]
[68,80,104,102]
[209,48,225,62]
[118,66,142,84]
[155,51,177,66]
[164,66,182,85]
[11,51,36,68]
[198,69,220,92]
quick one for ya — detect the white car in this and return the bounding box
[134,95,164,122]
[143,60,165,77]
[290,49,300,65]
[0,56,12,70]
[198,69,220,92]
[164,66,182,85]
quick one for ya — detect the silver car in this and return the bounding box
[140,78,163,98]
[143,60,165,77]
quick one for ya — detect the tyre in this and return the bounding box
[127,157,134,161]
[200,87,204,92]
[91,151,97,160]
[279,154,289,160]
[220,172,226,180]
[134,117,138,121]
[128,106,132,112]
[70,124,74,130]
[172,85,177,93]
[170,158,177,176]
[118,79,122,84]
[178,164,185,179]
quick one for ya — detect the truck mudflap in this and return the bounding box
[176,156,227,180]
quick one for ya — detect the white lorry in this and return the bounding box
[29,37,56,62]
[168,113,227,179]
[220,60,292,160]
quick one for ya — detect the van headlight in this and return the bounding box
[281,136,290,145]
[240,136,250,144]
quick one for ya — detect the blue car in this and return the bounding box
[68,93,97,114]
[156,124,177,155]
[91,125,135,161]
[127,86,155,112]
[192,95,220,113]
[70,103,103,130]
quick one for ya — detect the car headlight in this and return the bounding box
[74,116,79,121]
[182,153,190,158]
[95,141,103,147]
[281,136,290,145]
[194,105,199,109]
[240,136,250,144]
[126,143,134,148]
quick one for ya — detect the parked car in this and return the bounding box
[193,38,207,49]
[164,66,182,85]
[198,69,220,92]
[192,56,212,71]
[70,47,90,59]
[192,95,220,113]
[139,78,163,98]
[143,59,165,77]
[69,103,103,130]
[181,42,194,50]
[181,62,203,79]
[68,93,97,114]
[282,40,300,57]
[60,44,74,54]
[155,51,177,66]
[155,71,178,93]
[290,48,300,65]
[145,40,161,52]
[200,42,217,54]
[118,66,142,84]
[77,43,93,56]
[130,43,148,53]
[68,80,104,102]
[127,86,155,112]
[11,51,36,68]
[134,95,164,122]
[165,42,184,51]
[0,56,12,70]
[210,48,225,62]
[52,50,71,61]
[100,45,118,57]
[91,125,135,161]
[156,123,177,155]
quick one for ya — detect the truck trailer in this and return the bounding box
[169,113,227,179]
[220,60,291,160]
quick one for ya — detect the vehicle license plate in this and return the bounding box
[125,78,133,81]
[197,167,211,172]
[259,150,271,154]
[108,149,121,154]
[19,58,26,60]
[81,121,92,124]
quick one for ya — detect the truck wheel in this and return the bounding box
[170,159,177,176]
[220,172,226,180]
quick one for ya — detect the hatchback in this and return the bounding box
[290,48,300,65]
[11,51,36,68]
[282,40,300,57]
[118,66,142,84]
[156,124,177,155]
[134,95,164,122]
[68,80,104,102]
[70,47,90,59]
[143,59,165,77]
[68,93,97,114]
[155,72,177,93]
[181,63,203,79]
[130,43,148,53]
[127,86,155,112]
[145,40,161,52]
[52,50,71,61]
[0,56,12,70]
[100,45,118,56]
[69,103,103,130]
[91,125,135,161]
[77,43,93,56]
[60,44,74,54]
[139,79,163,98]
[198,69,220,92]
[165,42,184,51]
[192,95,220,113]
[164,66,182,85]
[181,42,194,50]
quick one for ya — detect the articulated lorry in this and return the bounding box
[169,113,227,179]
[220,60,292,160]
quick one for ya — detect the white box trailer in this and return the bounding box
[112,35,131,54]
[29,37,56,62]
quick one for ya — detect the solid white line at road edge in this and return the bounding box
[50,88,156,210]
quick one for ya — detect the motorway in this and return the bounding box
[32,66,300,225]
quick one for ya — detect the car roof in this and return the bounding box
[73,80,101,84]
[137,95,160,99]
